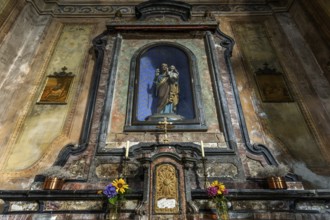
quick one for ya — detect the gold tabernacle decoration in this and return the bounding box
[157,117,174,143]
[154,164,179,214]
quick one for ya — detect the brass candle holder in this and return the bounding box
[122,157,129,179]
[202,157,208,189]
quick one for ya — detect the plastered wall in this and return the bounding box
[220,14,330,186]
[0,5,103,188]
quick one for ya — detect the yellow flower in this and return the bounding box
[210,180,220,188]
[211,180,226,195]
[112,178,129,194]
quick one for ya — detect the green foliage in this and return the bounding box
[108,197,118,205]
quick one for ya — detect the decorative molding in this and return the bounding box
[194,4,272,13]
[204,30,237,150]
[135,0,192,21]
[54,5,134,16]
[26,0,294,17]
[124,41,208,132]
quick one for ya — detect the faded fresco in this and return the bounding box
[2,24,93,171]
[231,21,326,168]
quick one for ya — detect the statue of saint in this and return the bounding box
[154,63,179,114]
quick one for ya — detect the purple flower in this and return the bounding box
[103,184,117,198]
[207,186,218,197]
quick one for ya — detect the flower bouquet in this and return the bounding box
[207,180,229,220]
[101,178,129,220]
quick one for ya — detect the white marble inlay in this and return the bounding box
[157,198,176,209]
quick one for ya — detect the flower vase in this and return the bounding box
[108,204,120,220]
[218,211,229,220]
[108,211,119,220]
[216,200,229,220]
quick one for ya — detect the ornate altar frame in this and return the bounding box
[125,41,207,131]
[44,0,293,183]
[50,0,285,174]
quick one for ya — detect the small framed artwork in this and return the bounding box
[255,63,293,102]
[37,67,74,104]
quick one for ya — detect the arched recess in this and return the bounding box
[125,42,207,131]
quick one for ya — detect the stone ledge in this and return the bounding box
[0,189,329,215]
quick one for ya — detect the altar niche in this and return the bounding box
[125,42,207,131]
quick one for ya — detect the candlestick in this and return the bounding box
[201,141,205,158]
[125,141,130,158]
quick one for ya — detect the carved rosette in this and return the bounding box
[154,164,179,214]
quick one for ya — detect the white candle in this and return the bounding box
[125,141,130,158]
[201,141,205,158]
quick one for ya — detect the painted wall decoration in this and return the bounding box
[231,21,324,167]
[38,67,74,104]
[2,24,93,171]
[254,63,293,102]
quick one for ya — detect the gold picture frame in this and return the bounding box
[38,67,74,104]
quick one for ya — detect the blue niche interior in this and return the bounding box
[136,45,195,121]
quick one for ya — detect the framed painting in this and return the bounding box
[37,67,74,104]
[255,64,293,102]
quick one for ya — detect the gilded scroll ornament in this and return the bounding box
[154,164,179,213]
